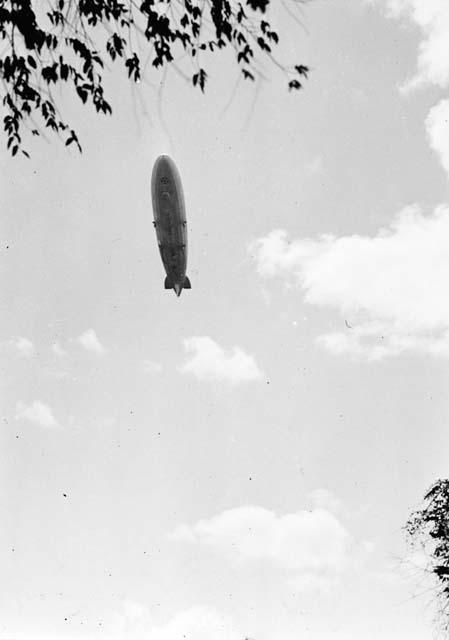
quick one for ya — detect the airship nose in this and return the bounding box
[156,155,172,173]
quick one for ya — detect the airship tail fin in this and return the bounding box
[164,275,191,292]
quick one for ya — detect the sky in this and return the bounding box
[1,0,449,638]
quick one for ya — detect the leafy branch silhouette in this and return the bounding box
[0,0,309,156]
[407,479,449,634]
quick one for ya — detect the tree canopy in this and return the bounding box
[0,0,309,156]
[406,479,449,631]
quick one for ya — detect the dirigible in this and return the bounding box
[151,155,191,297]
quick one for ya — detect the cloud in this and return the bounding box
[288,572,338,594]
[378,0,449,90]
[77,329,106,355]
[317,325,449,361]
[309,488,343,514]
[44,367,70,380]
[179,336,263,383]
[107,602,240,640]
[426,99,449,178]
[143,359,162,374]
[171,503,351,575]
[122,599,147,621]
[145,606,239,640]
[51,341,67,357]
[104,599,153,637]
[305,156,324,176]
[7,336,35,358]
[96,416,117,428]
[15,401,58,428]
[249,207,449,359]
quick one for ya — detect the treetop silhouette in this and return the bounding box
[0,0,309,156]
[407,479,449,631]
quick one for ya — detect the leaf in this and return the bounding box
[76,87,88,103]
[192,69,207,92]
[67,130,82,153]
[198,68,207,92]
[295,65,309,78]
[242,69,255,81]
[60,63,69,81]
[256,37,270,52]
[125,53,141,81]
[246,0,269,12]
[237,5,246,23]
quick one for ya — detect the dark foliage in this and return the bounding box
[406,479,449,630]
[0,0,309,156]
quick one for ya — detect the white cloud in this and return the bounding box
[77,329,106,355]
[426,99,449,178]
[10,336,34,358]
[179,336,263,383]
[15,401,58,428]
[51,341,67,357]
[106,599,153,636]
[317,325,449,361]
[122,599,147,621]
[305,156,324,176]
[379,0,449,90]
[250,207,449,359]
[145,606,239,640]
[288,572,338,594]
[44,367,70,380]
[309,489,343,514]
[96,416,117,428]
[171,503,351,575]
[143,359,162,374]
[107,602,240,640]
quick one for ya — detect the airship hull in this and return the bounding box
[151,155,190,296]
